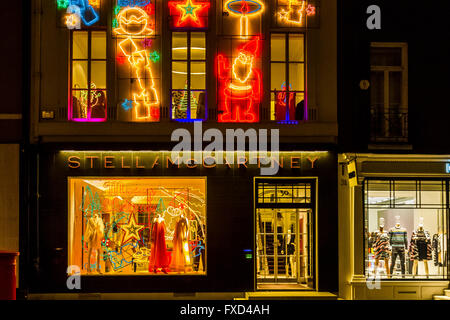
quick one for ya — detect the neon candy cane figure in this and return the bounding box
[114,7,160,121]
[217,37,261,123]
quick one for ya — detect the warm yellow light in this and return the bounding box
[224,0,265,39]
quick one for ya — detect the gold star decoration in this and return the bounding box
[121,212,145,245]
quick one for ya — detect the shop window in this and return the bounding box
[113,3,161,122]
[68,177,207,275]
[364,179,448,280]
[70,30,107,122]
[171,32,207,121]
[370,43,408,143]
[270,33,306,124]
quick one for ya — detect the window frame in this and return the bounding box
[69,29,108,122]
[370,42,408,141]
[170,31,207,122]
[270,32,306,123]
[363,177,449,281]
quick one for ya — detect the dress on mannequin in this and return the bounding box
[149,216,169,273]
[409,227,432,276]
[85,213,105,273]
[373,228,390,276]
[171,215,191,272]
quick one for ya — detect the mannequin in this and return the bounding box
[149,213,169,274]
[85,211,105,273]
[170,212,192,273]
[409,217,431,277]
[286,229,296,278]
[389,216,408,277]
[373,217,391,277]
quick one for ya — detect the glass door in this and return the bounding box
[255,179,315,289]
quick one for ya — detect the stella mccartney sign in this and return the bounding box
[61,151,327,171]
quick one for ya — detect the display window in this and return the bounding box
[364,179,449,280]
[255,179,315,289]
[68,177,206,275]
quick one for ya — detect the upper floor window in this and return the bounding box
[70,30,107,122]
[370,43,408,143]
[270,33,305,123]
[171,32,207,121]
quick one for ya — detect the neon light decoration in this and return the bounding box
[59,0,100,28]
[224,0,264,39]
[114,7,160,121]
[168,0,210,29]
[118,0,151,6]
[275,83,299,124]
[216,37,261,123]
[277,0,316,26]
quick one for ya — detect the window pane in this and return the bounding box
[370,71,384,108]
[72,61,88,89]
[191,91,206,119]
[289,63,304,91]
[271,63,286,91]
[271,34,285,61]
[389,71,402,110]
[91,31,106,60]
[172,90,188,119]
[71,90,88,119]
[91,61,106,89]
[191,33,206,60]
[172,32,188,60]
[370,47,402,66]
[289,34,304,62]
[191,62,205,90]
[172,62,187,89]
[394,181,417,206]
[90,90,107,119]
[73,31,88,60]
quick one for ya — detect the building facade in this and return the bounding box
[338,0,450,300]
[24,0,339,297]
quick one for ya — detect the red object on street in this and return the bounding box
[0,251,19,300]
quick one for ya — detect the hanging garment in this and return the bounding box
[149,219,169,272]
[373,231,390,260]
[193,221,205,272]
[409,229,432,261]
[432,234,441,266]
[170,217,191,272]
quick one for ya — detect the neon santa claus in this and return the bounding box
[216,37,262,123]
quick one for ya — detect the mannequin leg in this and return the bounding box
[413,260,418,275]
[384,258,390,276]
[374,258,380,275]
[87,246,93,273]
[390,250,398,275]
[424,260,429,276]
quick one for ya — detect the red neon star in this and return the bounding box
[168,0,210,28]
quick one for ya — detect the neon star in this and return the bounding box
[149,51,160,62]
[121,212,144,244]
[169,0,210,28]
[122,99,133,111]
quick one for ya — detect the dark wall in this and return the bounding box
[339,0,450,153]
[25,147,338,293]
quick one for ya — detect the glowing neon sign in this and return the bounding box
[224,0,264,39]
[59,0,100,28]
[168,0,210,29]
[114,7,160,121]
[118,0,151,6]
[277,0,316,26]
[216,37,261,123]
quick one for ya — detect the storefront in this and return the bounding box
[339,154,450,300]
[23,147,338,294]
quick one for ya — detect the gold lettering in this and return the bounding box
[291,157,301,169]
[135,157,145,169]
[104,156,115,169]
[68,156,81,169]
[152,156,160,169]
[307,157,319,169]
[86,156,99,169]
[121,156,131,169]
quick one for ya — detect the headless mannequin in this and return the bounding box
[374,220,390,277]
[286,229,296,278]
[413,219,429,277]
[85,212,104,274]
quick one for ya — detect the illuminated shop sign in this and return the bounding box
[168,0,211,29]
[446,163,450,174]
[61,151,325,170]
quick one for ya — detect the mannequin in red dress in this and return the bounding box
[149,214,169,274]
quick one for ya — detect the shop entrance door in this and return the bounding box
[255,179,315,289]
